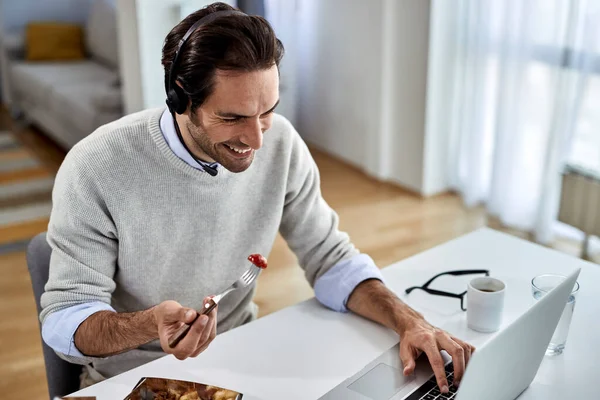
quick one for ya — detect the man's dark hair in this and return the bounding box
[161,2,284,112]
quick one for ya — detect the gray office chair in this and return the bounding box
[26,232,81,399]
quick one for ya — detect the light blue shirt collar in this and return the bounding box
[159,109,219,172]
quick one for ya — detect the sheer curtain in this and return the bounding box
[441,0,600,243]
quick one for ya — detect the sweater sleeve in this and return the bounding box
[278,126,365,288]
[40,147,119,327]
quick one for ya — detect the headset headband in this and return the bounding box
[167,9,246,98]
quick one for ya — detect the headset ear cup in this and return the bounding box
[166,88,178,113]
[173,84,188,114]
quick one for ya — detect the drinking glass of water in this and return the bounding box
[531,274,580,356]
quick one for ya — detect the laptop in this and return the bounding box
[319,268,581,400]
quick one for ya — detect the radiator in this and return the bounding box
[558,166,600,238]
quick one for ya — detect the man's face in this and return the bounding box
[183,65,280,173]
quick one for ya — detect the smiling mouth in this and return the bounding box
[223,143,253,159]
[225,144,251,154]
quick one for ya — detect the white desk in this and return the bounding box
[70,228,600,399]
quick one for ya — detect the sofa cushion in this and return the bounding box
[10,60,118,106]
[85,0,119,69]
[10,63,54,106]
[11,59,117,92]
[48,82,122,136]
[25,22,85,61]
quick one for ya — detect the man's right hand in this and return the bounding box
[154,298,218,360]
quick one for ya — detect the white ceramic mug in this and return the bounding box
[467,276,506,333]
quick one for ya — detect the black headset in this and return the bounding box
[165,9,246,176]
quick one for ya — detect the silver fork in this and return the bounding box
[168,263,261,348]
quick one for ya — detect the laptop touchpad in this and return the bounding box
[347,363,414,400]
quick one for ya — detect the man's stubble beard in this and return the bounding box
[184,116,253,173]
[185,116,218,163]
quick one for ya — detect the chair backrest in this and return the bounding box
[26,232,81,399]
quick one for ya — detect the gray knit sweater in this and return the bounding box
[40,108,358,378]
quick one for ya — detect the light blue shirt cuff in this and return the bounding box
[42,301,116,358]
[314,253,384,313]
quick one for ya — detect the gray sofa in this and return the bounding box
[0,0,123,149]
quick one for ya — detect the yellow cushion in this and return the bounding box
[25,22,85,61]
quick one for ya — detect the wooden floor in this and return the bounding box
[0,109,592,398]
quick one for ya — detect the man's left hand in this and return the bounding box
[398,316,475,393]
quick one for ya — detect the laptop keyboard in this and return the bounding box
[405,362,458,400]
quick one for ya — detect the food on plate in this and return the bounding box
[247,253,267,269]
[60,397,96,400]
[206,387,240,400]
[125,377,242,400]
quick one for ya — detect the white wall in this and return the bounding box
[387,0,431,193]
[295,0,434,194]
[296,0,383,169]
[0,0,91,33]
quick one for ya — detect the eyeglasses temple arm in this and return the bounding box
[416,269,489,290]
[405,286,467,299]
[446,269,489,277]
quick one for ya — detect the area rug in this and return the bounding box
[0,131,54,252]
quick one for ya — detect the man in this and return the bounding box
[40,2,473,393]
